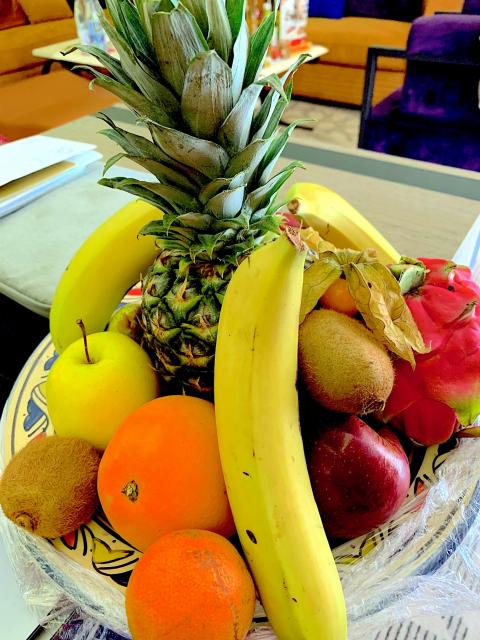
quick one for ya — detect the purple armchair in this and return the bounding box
[358,2,480,171]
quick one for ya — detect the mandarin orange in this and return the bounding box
[97,396,235,551]
[125,529,256,640]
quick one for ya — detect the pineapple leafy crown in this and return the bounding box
[76,0,308,265]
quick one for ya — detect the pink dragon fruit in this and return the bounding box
[384,258,480,446]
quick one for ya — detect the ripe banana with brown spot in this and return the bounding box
[215,235,347,639]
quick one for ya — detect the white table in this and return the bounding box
[32,39,328,78]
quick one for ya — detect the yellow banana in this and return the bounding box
[50,199,161,353]
[287,182,400,264]
[215,236,347,640]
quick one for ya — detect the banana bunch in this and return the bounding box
[50,199,161,353]
[214,235,348,639]
[287,182,400,265]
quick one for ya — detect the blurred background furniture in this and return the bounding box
[358,3,480,171]
[0,0,116,140]
[295,0,464,106]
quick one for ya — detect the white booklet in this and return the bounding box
[0,135,102,218]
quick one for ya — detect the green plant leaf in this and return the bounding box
[176,212,213,230]
[99,177,198,215]
[256,72,287,101]
[126,157,199,194]
[99,12,180,114]
[226,138,271,182]
[79,67,176,127]
[206,0,232,62]
[205,185,246,219]
[217,84,263,155]
[181,0,208,34]
[198,171,246,205]
[71,44,133,86]
[231,19,249,103]
[105,0,129,40]
[96,113,203,186]
[244,10,276,87]
[181,51,233,139]
[152,5,208,96]
[258,119,311,185]
[150,124,229,179]
[226,0,246,41]
[242,161,302,215]
[118,0,154,59]
[102,152,126,175]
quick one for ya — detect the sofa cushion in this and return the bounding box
[400,15,480,125]
[346,0,422,21]
[307,17,409,70]
[0,1,27,30]
[0,19,76,77]
[463,0,480,13]
[0,71,118,140]
[18,0,72,23]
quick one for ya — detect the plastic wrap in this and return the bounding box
[2,434,480,639]
[2,219,480,639]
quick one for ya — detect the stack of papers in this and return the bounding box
[0,136,102,218]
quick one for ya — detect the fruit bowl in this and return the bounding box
[3,313,480,638]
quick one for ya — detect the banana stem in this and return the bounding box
[77,319,92,364]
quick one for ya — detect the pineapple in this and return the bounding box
[78,0,306,394]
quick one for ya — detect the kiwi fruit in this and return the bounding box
[0,436,100,538]
[298,309,394,414]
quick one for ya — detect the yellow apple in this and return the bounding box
[46,331,159,450]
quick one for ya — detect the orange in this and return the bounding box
[320,278,357,316]
[125,529,256,640]
[97,396,235,551]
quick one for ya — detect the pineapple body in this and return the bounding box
[141,251,232,394]
[82,0,306,394]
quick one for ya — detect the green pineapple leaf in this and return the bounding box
[256,73,287,101]
[231,20,249,103]
[70,44,133,86]
[150,124,230,180]
[102,152,126,175]
[104,0,129,41]
[99,177,198,215]
[205,185,246,219]
[181,51,233,140]
[226,0,246,41]
[206,0,233,63]
[176,213,213,230]
[244,10,276,87]
[99,12,180,112]
[78,67,176,127]
[199,172,246,205]
[226,138,271,182]
[117,0,154,60]
[243,161,303,215]
[263,83,293,139]
[126,157,200,194]
[217,84,263,155]
[181,0,208,35]
[258,119,312,185]
[152,5,208,96]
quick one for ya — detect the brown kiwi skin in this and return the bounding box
[298,309,395,415]
[0,436,100,539]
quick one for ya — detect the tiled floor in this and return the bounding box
[283,99,361,149]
